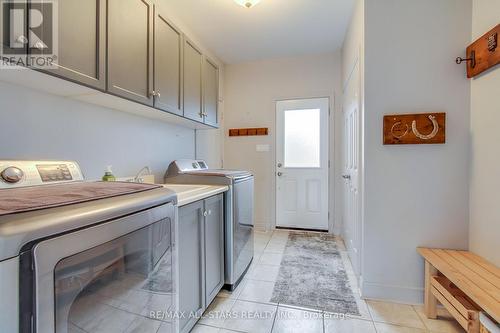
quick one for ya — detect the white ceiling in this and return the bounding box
[161,0,355,64]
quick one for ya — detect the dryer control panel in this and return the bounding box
[0,160,84,189]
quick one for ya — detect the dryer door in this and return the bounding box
[30,203,177,333]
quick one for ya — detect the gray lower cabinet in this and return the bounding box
[108,0,154,105]
[154,5,183,115]
[179,194,224,333]
[203,58,219,127]
[204,195,225,305]
[183,39,203,122]
[39,0,106,90]
[179,200,205,333]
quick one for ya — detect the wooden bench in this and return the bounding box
[418,248,500,333]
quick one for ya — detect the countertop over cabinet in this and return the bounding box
[160,184,228,206]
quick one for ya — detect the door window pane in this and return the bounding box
[284,108,321,168]
[54,218,174,333]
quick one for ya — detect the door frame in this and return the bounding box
[273,95,334,233]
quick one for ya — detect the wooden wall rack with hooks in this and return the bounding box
[456,24,499,78]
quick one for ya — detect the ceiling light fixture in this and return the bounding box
[234,0,261,8]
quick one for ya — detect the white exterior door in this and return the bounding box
[276,98,329,230]
[342,60,361,276]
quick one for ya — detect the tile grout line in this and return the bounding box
[269,305,279,333]
[410,304,433,332]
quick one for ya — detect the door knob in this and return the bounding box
[277,172,283,177]
[342,174,351,180]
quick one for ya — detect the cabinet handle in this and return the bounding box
[150,91,161,98]
[203,210,208,217]
[208,210,212,215]
[17,36,28,44]
[34,41,45,50]
[199,111,204,118]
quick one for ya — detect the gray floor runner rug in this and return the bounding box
[270,232,360,315]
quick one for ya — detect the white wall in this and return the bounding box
[0,82,195,180]
[223,53,342,231]
[342,0,364,88]
[0,0,225,177]
[361,0,471,303]
[469,0,500,267]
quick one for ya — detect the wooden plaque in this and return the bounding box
[383,113,446,145]
[466,24,500,78]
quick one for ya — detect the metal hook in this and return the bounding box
[455,50,476,68]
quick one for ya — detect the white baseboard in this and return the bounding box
[254,221,269,232]
[361,281,424,305]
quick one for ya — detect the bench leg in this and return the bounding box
[424,261,438,319]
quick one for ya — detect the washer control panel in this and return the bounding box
[0,160,84,189]
[173,159,209,172]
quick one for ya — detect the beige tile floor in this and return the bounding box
[192,230,465,333]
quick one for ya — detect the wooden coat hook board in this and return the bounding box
[229,128,269,137]
[456,24,499,78]
[383,113,446,145]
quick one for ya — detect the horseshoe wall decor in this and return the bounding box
[383,113,446,145]
[390,121,409,139]
[412,115,439,140]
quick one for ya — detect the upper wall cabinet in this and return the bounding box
[204,58,219,127]
[183,39,204,122]
[39,0,106,90]
[154,6,183,115]
[108,0,154,106]
[1,0,220,128]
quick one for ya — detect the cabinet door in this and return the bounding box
[183,39,203,122]
[108,0,154,105]
[178,201,205,333]
[154,6,182,115]
[42,0,106,90]
[204,58,219,127]
[1,0,28,64]
[204,194,224,304]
